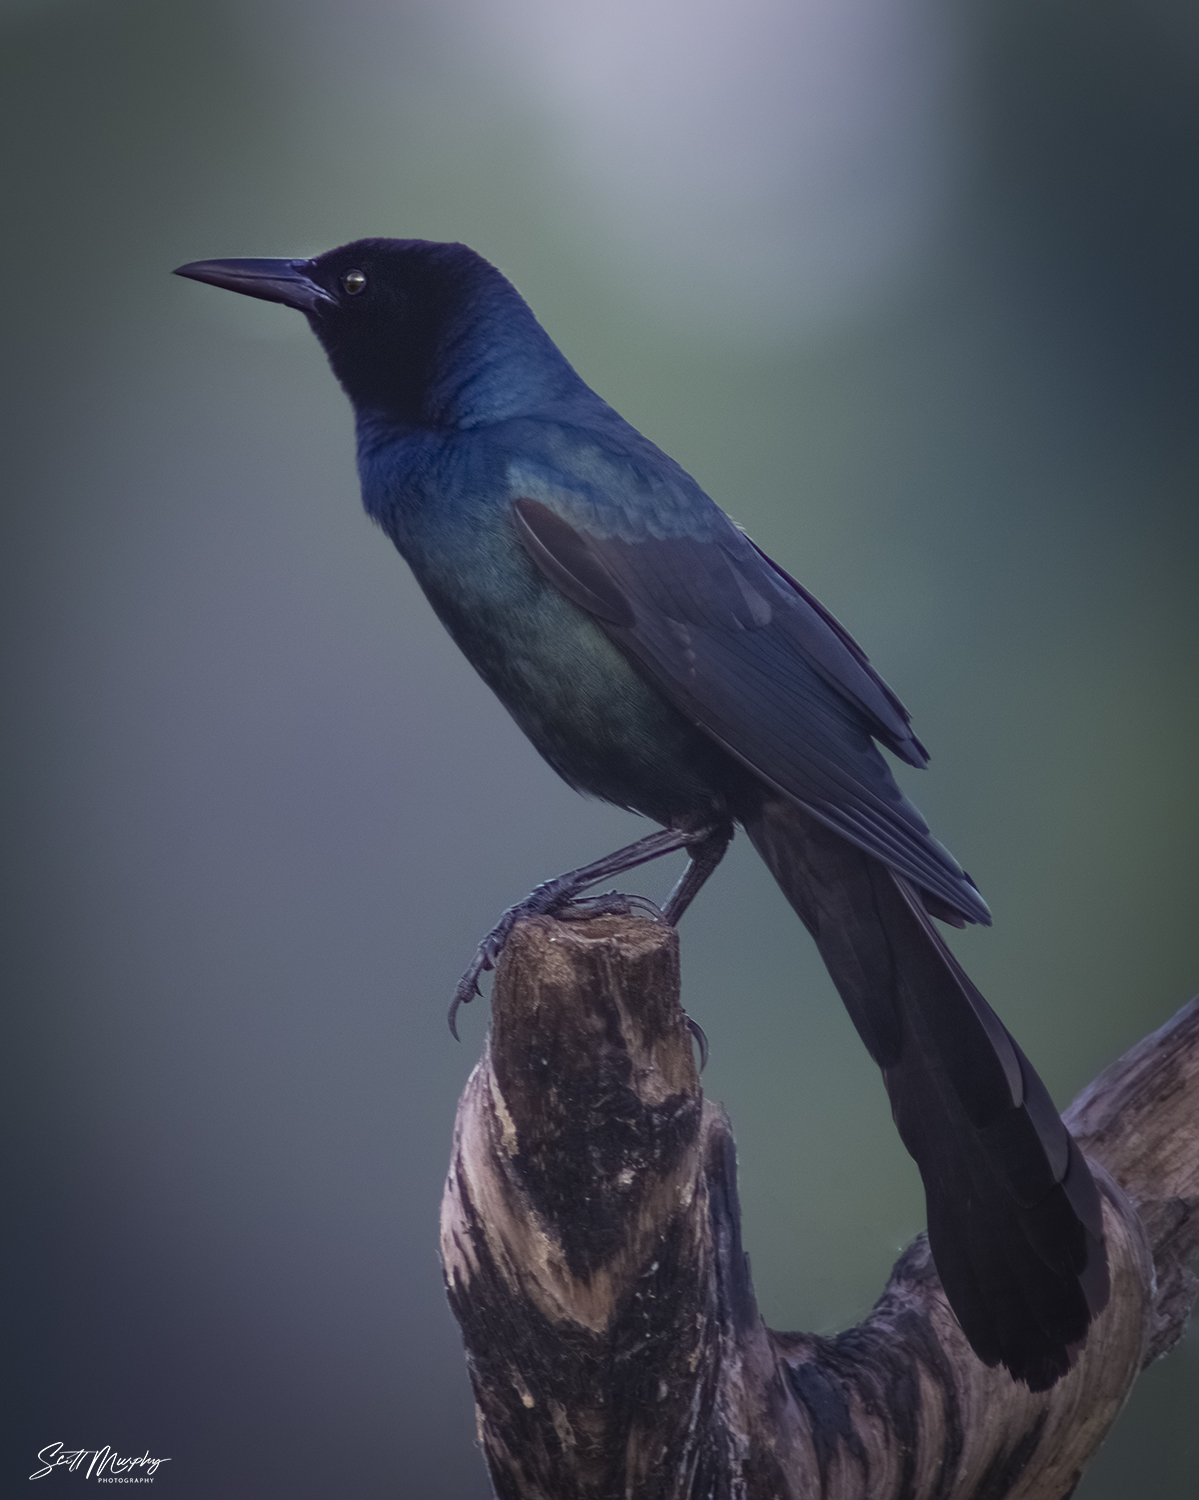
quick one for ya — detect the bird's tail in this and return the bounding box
[741,794,1109,1389]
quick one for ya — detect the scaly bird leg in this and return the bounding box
[660,823,733,1070]
[661,822,733,925]
[449,825,722,1037]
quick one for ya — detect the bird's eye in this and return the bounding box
[341,270,367,296]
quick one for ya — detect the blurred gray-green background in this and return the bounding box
[3,1,1196,1494]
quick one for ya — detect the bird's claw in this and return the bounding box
[446,825,711,1038]
[684,1015,709,1072]
[560,890,664,922]
[448,887,667,1039]
[448,890,572,1038]
[447,912,519,1038]
[447,973,481,1042]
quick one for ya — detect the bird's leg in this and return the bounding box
[449,825,716,1037]
[559,891,665,921]
[659,822,731,1071]
[661,821,733,925]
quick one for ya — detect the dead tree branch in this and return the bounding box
[440,913,1199,1499]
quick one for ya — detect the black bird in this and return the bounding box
[175,239,1109,1388]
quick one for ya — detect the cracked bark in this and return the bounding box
[440,912,1199,1499]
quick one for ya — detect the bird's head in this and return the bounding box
[174,238,579,429]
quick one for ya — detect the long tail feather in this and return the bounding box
[741,794,1109,1388]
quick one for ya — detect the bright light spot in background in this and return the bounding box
[462,0,954,339]
[262,0,955,343]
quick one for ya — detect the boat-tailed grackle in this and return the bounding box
[175,240,1109,1389]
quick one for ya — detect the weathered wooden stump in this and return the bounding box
[440,912,1199,1499]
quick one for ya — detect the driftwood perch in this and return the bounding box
[440,913,1199,1498]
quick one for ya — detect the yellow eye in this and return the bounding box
[341,270,367,296]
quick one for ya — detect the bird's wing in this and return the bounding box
[512,494,989,925]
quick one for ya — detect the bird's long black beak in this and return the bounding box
[173,258,336,313]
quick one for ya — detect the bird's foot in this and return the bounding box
[449,873,579,1038]
[447,826,713,1038]
[559,890,664,922]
